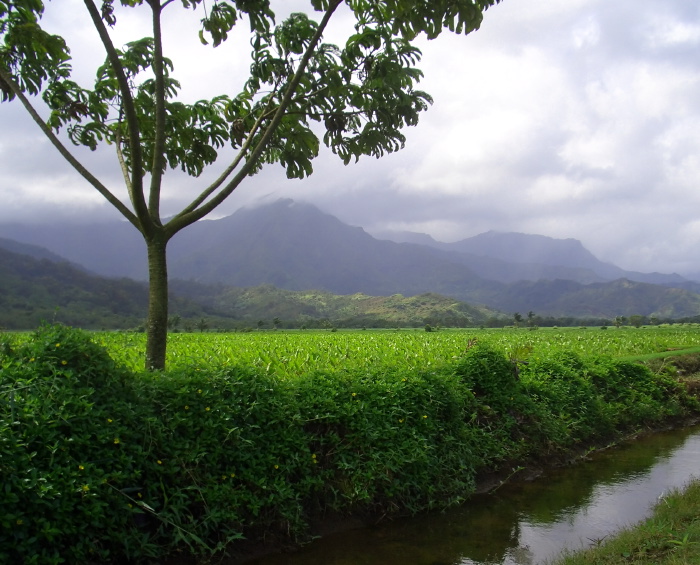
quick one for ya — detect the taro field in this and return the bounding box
[92,325,700,377]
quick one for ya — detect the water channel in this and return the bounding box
[245,424,700,565]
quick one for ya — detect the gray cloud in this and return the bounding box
[1,0,700,274]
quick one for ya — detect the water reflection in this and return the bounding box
[245,425,700,565]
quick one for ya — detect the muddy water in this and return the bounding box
[246,424,700,565]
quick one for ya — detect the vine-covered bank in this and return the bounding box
[1,325,698,564]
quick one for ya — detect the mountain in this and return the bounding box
[0,245,150,329]
[170,282,501,328]
[0,244,502,330]
[0,222,144,278]
[370,229,441,246]
[0,237,86,268]
[166,200,495,300]
[0,246,229,330]
[374,229,686,285]
[1,198,699,319]
[490,278,700,319]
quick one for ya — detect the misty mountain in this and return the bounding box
[2,198,700,318]
[0,244,501,329]
[0,222,144,279]
[0,245,150,329]
[373,229,686,285]
[167,200,497,300]
[490,278,700,319]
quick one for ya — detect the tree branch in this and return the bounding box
[147,1,167,223]
[114,125,133,193]
[0,65,139,227]
[173,95,278,219]
[166,0,344,235]
[83,0,150,234]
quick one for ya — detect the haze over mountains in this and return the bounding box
[1,198,700,319]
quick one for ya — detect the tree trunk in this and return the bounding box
[145,237,169,370]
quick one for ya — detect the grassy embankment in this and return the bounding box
[550,479,700,565]
[549,345,700,565]
[1,324,699,564]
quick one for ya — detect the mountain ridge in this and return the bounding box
[0,198,698,319]
[0,245,504,329]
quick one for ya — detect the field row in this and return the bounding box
[92,326,700,376]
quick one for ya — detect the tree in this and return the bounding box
[0,0,502,369]
[167,314,181,332]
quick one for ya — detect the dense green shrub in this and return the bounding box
[522,351,612,442]
[520,351,694,445]
[1,326,697,564]
[294,367,478,514]
[452,344,566,466]
[0,325,145,564]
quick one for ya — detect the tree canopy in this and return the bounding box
[0,0,502,369]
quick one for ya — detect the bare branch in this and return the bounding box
[83,0,150,232]
[0,65,139,227]
[147,2,167,223]
[114,127,133,192]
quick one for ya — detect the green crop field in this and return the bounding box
[90,325,700,376]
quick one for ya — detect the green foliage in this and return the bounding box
[1,325,697,563]
[0,0,503,370]
[0,325,142,563]
[1,0,502,183]
[456,343,518,404]
[520,351,612,444]
[295,367,478,514]
[519,351,695,446]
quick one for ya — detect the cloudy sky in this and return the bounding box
[1,0,700,275]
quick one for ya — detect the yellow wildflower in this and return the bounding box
[113,438,120,444]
